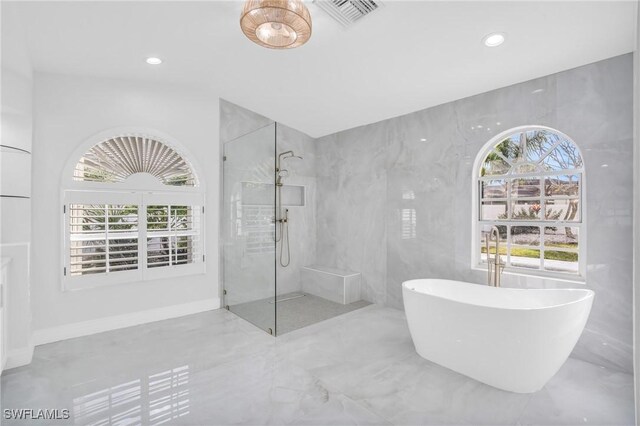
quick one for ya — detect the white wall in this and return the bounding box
[1,4,35,369]
[31,73,220,338]
[634,0,639,419]
[1,69,34,369]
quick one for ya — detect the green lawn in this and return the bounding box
[545,242,578,250]
[544,250,578,262]
[482,246,577,262]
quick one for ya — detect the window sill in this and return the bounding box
[471,265,586,285]
[63,265,206,291]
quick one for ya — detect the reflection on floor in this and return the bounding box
[231,291,370,335]
[2,306,635,425]
[73,365,190,424]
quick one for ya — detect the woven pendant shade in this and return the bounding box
[240,0,312,49]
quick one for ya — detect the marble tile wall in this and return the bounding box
[315,54,634,374]
[220,99,273,143]
[275,124,317,295]
[315,124,389,304]
[220,100,317,301]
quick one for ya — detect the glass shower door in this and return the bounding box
[222,124,276,334]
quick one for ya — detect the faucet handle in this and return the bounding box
[484,234,492,260]
[497,255,506,273]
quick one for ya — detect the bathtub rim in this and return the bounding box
[402,278,594,311]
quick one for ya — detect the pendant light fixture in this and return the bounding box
[240,0,312,49]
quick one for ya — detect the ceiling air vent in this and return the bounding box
[313,0,383,28]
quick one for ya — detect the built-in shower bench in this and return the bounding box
[301,265,361,305]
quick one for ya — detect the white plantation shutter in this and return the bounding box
[64,191,204,290]
[146,205,202,268]
[142,192,204,280]
[64,192,143,289]
[74,136,197,187]
[68,204,139,276]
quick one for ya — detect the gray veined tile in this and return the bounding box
[347,353,533,426]
[289,394,391,426]
[2,307,635,426]
[516,358,635,426]
[170,352,335,425]
[278,306,416,383]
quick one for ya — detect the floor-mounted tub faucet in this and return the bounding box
[485,226,505,287]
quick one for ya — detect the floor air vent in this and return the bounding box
[313,0,383,27]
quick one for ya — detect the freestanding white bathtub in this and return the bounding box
[402,279,594,393]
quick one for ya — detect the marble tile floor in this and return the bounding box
[1,305,635,425]
[231,292,371,335]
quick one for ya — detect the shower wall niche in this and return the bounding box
[241,182,305,207]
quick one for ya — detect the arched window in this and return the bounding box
[62,132,205,290]
[74,136,197,186]
[474,126,584,278]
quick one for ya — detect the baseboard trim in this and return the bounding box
[33,298,221,346]
[5,345,35,370]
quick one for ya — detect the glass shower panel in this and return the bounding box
[222,124,276,335]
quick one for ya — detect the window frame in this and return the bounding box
[471,125,586,282]
[63,190,205,291]
[60,129,206,291]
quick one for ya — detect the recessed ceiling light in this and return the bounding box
[532,88,545,94]
[420,138,427,142]
[601,164,609,168]
[483,32,505,47]
[146,57,162,65]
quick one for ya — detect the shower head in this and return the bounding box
[278,151,303,162]
[277,151,303,174]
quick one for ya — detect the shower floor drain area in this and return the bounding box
[268,293,306,304]
[230,291,370,335]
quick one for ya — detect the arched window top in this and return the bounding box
[480,128,583,177]
[74,135,198,187]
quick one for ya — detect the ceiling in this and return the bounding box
[4,1,638,137]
